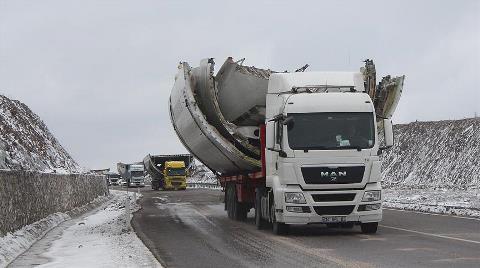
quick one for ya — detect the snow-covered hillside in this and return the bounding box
[0,95,80,172]
[382,118,479,189]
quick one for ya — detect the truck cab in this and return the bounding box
[108,173,121,186]
[262,72,394,234]
[163,161,187,190]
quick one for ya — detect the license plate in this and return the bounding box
[321,216,346,223]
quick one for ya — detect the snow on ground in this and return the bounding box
[0,212,70,266]
[5,190,161,268]
[383,188,480,218]
[31,190,160,268]
[0,194,110,267]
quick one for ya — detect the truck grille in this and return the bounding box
[301,166,365,184]
[311,194,356,202]
[313,205,355,215]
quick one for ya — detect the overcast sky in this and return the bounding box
[0,0,479,170]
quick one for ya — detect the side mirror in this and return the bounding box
[282,116,295,130]
[265,121,275,149]
[383,118,394,148]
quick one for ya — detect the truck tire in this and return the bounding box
[361,222,378,234]
[233,184,248,221]
[226,183,248,221]
[271,199,289,235]
[234,203,248,221]
[226,184,234,219]
[255,188,268,229]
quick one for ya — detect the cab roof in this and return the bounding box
[285,92,374,114]
[268,72,365,94]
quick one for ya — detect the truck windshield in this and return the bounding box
[287,112,375,150]
[131,171,143,177]
[167,168,186,176]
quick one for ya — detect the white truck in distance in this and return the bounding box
[169,58,404,234]
[117,163,146,188]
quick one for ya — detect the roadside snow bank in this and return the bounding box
[0,194,110,267]
[33,190,161,268]
[383,188,480,218]
[0,212,69,266]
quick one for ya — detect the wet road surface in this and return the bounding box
[129,187,480,268]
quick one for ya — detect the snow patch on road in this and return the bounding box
[34,190,161,268]
[0,212,70,266]
[0,194,110,267]
[383,188,480,218]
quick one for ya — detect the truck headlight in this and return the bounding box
[362,190,381,202]
[285,192,307,204]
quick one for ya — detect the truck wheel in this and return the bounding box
[234,203,248,221]
[233,186,248,221]
[226,184,234,219]
[271,200,289,235]
[361,222,378,234]
[255,188,267,229]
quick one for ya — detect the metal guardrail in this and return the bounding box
[187,182,222,190]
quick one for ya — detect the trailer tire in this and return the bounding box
[361,222,378,234]
[233,185,248,221]
[255,188,267,229]
[226,184,234,219]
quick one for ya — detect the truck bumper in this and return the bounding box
[164,181,187,190]
[275,183,383,225]
[278,207,382,225]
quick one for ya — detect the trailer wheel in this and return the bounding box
[255,188,267,229]
[226,183,247,221]
[233,184,248,221]
[361,222,378,234]
[226,184,234,219]
[234,197,248,221]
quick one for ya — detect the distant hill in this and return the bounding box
[382,118,479,189]
[0,95,80,172]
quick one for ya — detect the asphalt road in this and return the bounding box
[128,187,480,268]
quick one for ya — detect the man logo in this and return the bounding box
[320,171,347,181]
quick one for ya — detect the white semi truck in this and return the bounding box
[117,163,146,188]
[169,57,404,234]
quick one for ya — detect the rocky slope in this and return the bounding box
[382,118,479,189]
[0,95,80,172]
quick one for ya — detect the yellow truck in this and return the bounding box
[163,161,187,190]
[143,154,193,190]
